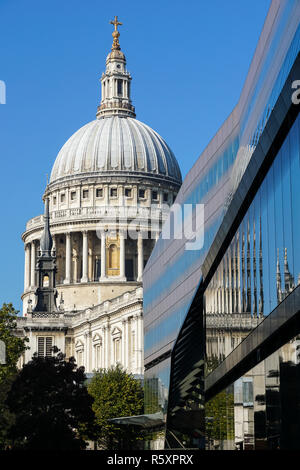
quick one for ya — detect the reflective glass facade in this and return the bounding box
[205,114,300,373]
[206,335,300,450]
[143,0,300,448]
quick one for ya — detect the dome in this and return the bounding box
[50,116,182,185]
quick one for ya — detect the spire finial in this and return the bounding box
[97,16,135,119]
[110,16,122,50]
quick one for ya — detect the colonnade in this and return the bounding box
[24,229,147,291]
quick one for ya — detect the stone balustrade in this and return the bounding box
[26,206,169,231]
[206,312,263,330]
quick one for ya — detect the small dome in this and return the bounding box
[50,116,182,185]
[107,49,125,61]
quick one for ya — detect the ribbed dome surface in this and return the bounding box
[50,116,182,184]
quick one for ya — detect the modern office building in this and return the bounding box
[143,0,300,450]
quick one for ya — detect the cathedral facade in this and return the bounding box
[18,18,182,376]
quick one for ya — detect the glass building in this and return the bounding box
[143,0,300,449]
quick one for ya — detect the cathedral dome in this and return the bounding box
[22,16,182,321]
[50,16,181,188]
[50,116,182,185]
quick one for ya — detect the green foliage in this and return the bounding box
[6,348,95,450]
[205,355,224,377]
[206,390,234,444]
[0,303,28,382]
[144,378,162,414]
[0,303,28,449]
[88,364,144,450]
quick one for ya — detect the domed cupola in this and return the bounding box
[49,17,182,187]
[97,15,135,119]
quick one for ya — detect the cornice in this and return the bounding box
[48,172,181,192]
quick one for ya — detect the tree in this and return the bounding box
[206,390,234,448]
[6,348,95,450]
[0,303,28,382]
[0,303,28,449]
[88,365,144,450]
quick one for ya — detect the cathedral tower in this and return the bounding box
[33,198,59,313]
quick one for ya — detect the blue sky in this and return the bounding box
[0,0,270,312]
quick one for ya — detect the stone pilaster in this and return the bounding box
[122,318,128,370]
[81,230,89,283]
[119,230,126,280]
[64,232,71,284]
[137,232,144,282]
[30,240,36,289]
[104,324,111,369]
[133,314,139,374]
[100,231,106,280]
[24,243,31,292]
[84,330,91,372]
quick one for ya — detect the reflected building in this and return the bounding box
[277,248,299,304]
[205,217,265,367]
[203,109,300,449]
[143,0,300,450]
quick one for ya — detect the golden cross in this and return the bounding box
[110,16,122,32]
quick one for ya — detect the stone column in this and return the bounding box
[137,232,144,282]
[119,230,126,280]
[85,330,91,373]
[73,255,78,283]
[64,233,71,284]
[81,230,89,283]
[104,324,110,369]
[30,241,36,289]
[24,244,31,292]
[100,328,105,369]
[88,245,93,282]
[127,318,131,373]
[100,231,106,280]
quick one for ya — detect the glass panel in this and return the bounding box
[205,115,300,375]
[206,336,300,450]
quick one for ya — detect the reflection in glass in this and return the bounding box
[205,115,300,375]
[205,336,300,450]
